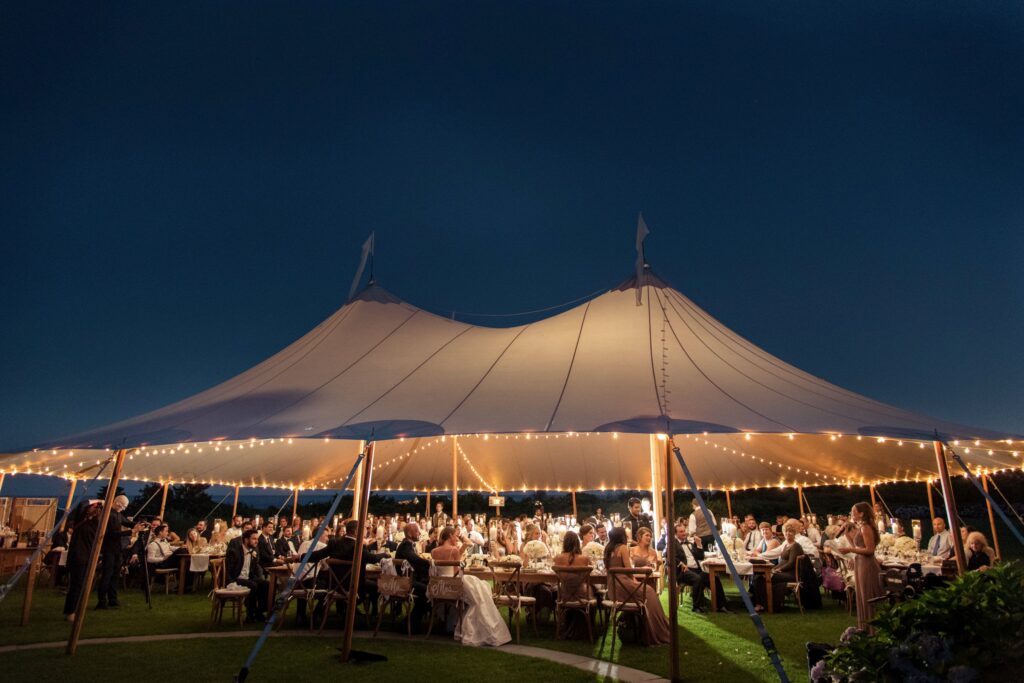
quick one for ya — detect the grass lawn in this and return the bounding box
[0,578,855,681]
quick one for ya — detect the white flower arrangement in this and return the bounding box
[582,541,605,564]
[878,532,895,548]
[893,535,918,555]
[718,535,746,561]
[497,554,522,565]
[522,540,550,561]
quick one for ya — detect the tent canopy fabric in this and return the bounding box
[3,273,1020,491]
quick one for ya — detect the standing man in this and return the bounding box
[688,498,717,550]
[625,497,653,541]
[431,502,448,530]
[96,495,143,610]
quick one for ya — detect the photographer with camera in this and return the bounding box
[96,495,146,610]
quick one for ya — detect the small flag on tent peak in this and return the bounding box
[635,213,649,306]
[348,232,375,301]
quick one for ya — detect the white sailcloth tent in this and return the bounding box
[3,273,1021,493]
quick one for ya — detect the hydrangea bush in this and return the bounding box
[813,562,1024,682]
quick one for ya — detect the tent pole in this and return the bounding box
[340,442,374,662]
[158,481,169,519]
[664,439,680,683]
[982,474,1002,560]
[425,490,430,519]
[66,448,127,655]
[648,434,663,544]
[797,486,804,518]
[571,491,577,520]
[869,484,877,507]
[451,437,458,520]
[232,485,240,518]
[0,473,4,495]
[60,478,78,532]
[933,441,967,575]
[725,489,733,521]
[351,440,365,519]
[292,488,299,522]
[926,480,935,520]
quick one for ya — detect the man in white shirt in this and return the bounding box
[687,499,717,549]
[146,524,179,569]
[926,517,953,559]
[741,515,760,552]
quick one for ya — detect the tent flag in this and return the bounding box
[347,231,375,301]
[635,213,649,305]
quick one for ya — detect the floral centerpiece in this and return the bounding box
[522,540,549,566]
[893,535,917,558]
[877,532,895,548]
[718,535,746,561]
[582,541,605,565]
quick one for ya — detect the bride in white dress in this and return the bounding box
[431,526,511,647]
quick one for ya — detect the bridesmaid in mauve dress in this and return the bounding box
[605,528,671,646]
[846,502,883,632]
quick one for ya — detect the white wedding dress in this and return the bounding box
[455,574,511,647]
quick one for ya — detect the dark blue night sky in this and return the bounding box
[3,0,1023,473]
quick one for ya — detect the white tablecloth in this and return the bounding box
[189,554,210,573]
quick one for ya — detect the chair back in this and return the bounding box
[209,558,225,590]
[324,558,353,598]
[489,561,525,602]
[426,558,463,602]
[606,566,651,609]
[553,564,592,604]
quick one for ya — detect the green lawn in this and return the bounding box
[0,578,855,681]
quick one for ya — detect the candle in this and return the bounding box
[912,520,922,542]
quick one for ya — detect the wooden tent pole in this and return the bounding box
[292,488,299,521]
[0,473,5,495]
[725,489,733,520]
[664,439,680,683]
[232,485,240,518]
[571,491,578,519]
[60,478,78,532]
[797,486,805,518]
[340,442,374,662]
[451,437,458,519]
[425,490,430,518]
[926,480,936,520]
[66,448,127,655]
[982,474,1001,560]
[158,481,169,519]
[869,484,877,507]
[933,441,967,575]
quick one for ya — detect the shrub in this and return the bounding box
[815,562,1024,682]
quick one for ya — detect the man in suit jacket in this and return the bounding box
[625,497,653,541]
[275,526,300,559]
[395,522,430,631]
[226,529,268,621]
[257,521,280,569]
[665,522,728,613]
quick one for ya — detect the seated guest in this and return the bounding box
[275,526,300,558]
[495,520,518,556]
[185,527,207,554]
[801,517,822,546]
[595,524,609,546]
[892,519,907,538]
[773,515,788,536]
[965,531,995,572]
[461,518,486,555]
[751,522,781,555]
[146,524,181,570]
[666,522,727,613]
[552,530,591,640]
[579,524,597,548]
[606,527,672,644]
[395,523,431,631]
[630,527,660,570]
[226,529,268,622]
[823,523,856,563]
[423,526,440,554]
[257,521,281,569]
[752,520,804,612]
[196,519,212,541]
[741,515,760,552]
[149,517,180,544]
[754,520,819,559]
[553,530,589,567]
[926,517,953,560]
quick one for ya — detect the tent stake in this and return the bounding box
[664,440,680,683]
[66,448,127,655]
[982,475,1001,560]
[933,441,966,575]
[341,442,375,662]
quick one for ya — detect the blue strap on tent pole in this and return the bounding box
[235,451,365,683]
[945,444,1024,548]
[0,453,116,604]
[670,440,790,683]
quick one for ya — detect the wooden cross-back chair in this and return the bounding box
[553,564,596,642]
[425,560,463,638]
[375,560,415,637]
[316,558,353,634]
[599,566,651,658]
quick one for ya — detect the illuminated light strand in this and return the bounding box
[455,438,498,493]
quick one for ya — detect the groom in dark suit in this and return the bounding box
[395,522,431,631]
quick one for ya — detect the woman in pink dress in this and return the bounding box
[845,502,883,632]
[604,527,671,645]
